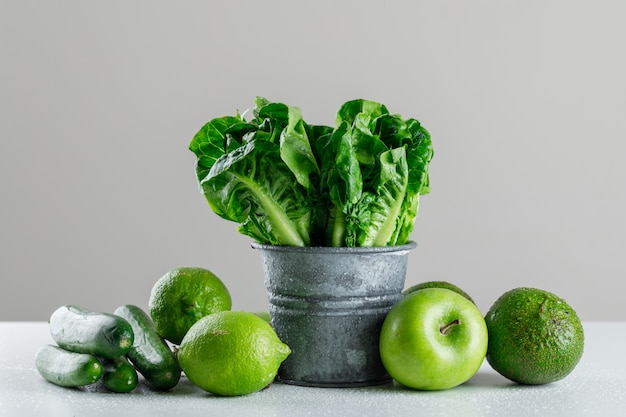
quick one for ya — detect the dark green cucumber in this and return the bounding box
[102,356,139,393]
[35,345,103,387]
[49,305,134,359]
[114,304,181,390]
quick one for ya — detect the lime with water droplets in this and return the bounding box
[485,287,584,385]
[148,267,232,344]
[178,311,291,396]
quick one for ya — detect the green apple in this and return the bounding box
[379,287,488,390]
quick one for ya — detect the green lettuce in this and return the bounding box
[189,97,433,247]
[318,99,433,246]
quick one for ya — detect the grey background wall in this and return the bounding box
[1,1,625,321]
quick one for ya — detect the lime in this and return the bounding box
[148,267,232,345]
[403,280,475,304]
[253,312,271,323]
[485,287,584,385]
[178,311,291,396]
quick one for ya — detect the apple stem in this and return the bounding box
[440,319,461,336]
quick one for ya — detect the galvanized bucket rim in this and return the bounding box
[251,240,417,254]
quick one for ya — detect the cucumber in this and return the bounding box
[49,305,134,359]
[35,345,103,387]
[114,304,181,390]
[102,357,139,393]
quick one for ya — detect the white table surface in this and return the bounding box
[1,321,624,417]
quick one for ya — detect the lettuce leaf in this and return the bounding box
[189,97,433,247]
[189,99,323,246]
[323,99,433,247]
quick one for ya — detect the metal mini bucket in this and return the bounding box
[252,241,416,387]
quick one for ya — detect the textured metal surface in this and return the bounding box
[252,242,416,387]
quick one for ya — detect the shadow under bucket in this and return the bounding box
[252,241,416,388]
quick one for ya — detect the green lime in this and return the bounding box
[403,280,475,304]
[148,267,232,345]
[178,311,291,396]
[485,287,584,385]
[253,312,271,323]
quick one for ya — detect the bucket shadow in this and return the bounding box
[344,370,528,396]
